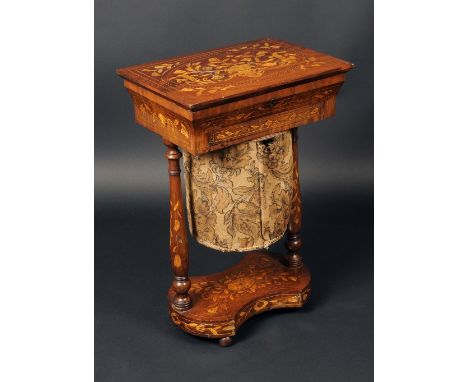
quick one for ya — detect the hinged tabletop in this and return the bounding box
[117,38,352,111]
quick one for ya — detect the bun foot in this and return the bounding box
[218,336,233,347]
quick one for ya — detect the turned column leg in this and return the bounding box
[285,128,303,268]
[163,140,192,311]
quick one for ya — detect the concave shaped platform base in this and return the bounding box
[168,251,311,341]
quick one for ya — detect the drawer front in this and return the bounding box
[200,84,342,152]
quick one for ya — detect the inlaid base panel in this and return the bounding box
[168,251,311,340]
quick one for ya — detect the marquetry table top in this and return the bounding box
[117,38,352,111]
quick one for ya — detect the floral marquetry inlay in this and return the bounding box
[190,253,302,314]
[169,199,186,272]
[203,84,341,148]
[170,311,236,337]
[168,251,311,339]
[209,106,321,145]
[131,93,190,140]
[117,38,352,110]
[140,41,324,96]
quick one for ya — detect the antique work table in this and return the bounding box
[117,38,352,346]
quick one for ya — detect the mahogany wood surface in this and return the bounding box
[118,38,352,155]
[117,38,352,345]
[163,141,191,311]
[285,128,303,268]
[117,38,351,111]
[168,251,311,339]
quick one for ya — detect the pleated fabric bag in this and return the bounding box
[183,131,293,252]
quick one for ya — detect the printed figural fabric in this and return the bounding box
[183,131,293,252]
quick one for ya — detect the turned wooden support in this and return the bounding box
[285,128,303,268]
[164,140,192,311]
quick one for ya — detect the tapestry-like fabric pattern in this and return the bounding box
[183,131,293,252]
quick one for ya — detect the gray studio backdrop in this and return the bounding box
[95,1,373,381]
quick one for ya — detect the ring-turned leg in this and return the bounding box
[285,128,303,268]
[164,140,192,311]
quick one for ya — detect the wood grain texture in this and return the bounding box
[124,79,344,155]
[201,84,341,152]
[118,39,352,155]
[168,251,311,338]
[285,128,303,268]
[164,142,192,311]
[117,38,352,111]
[132,92,193,150]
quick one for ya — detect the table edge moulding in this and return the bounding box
[116,38,353,346]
